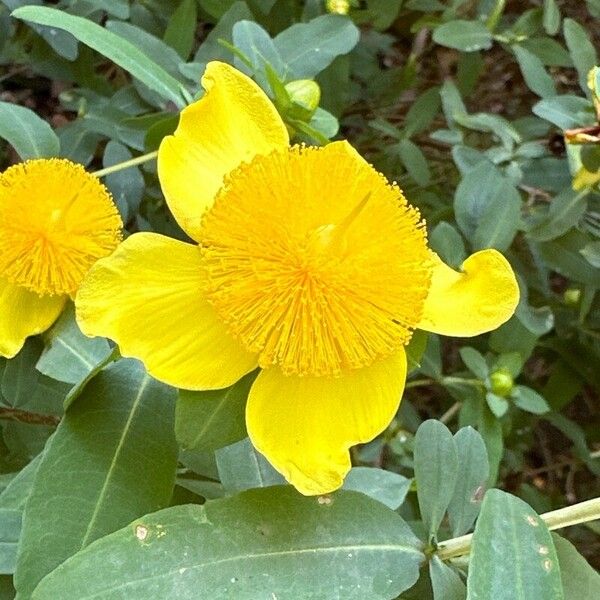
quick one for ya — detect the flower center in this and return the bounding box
[0,159,122,296]
[200,144,432,377]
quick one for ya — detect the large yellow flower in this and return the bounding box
[0,158,122,358]
[76,62,519,495]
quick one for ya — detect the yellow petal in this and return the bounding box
[246,349,407,495]
[75,232,258,390]
[418,249,519,337]
[0,280,65,358]
[158,61,289,241]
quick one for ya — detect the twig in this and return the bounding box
[0,407,60,426]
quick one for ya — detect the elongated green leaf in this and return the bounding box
[543,0,560,35]
[14,359,178,599]
[216,438,285,493]
[447,427,489,537]
[467,489,563,600]
[176,372,255,452]
[12,6,186,107]
[274,14,359,79]
[430,556,466,600]
[163,0,197,59]
[433,20,492,52]
[563,19,597,95]
[552,533,600,599]
[0,102,59,160]
[342,467,411,510]
[414,420,458,539]
[513,45,557,98]
[36,304,111,385]
[0,509,20,575]
[32,487,424,600]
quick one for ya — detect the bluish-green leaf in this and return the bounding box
[36,303,111,386]
[513,45,557,98]
[467,489,563,600]
[447,427,489,537]
[433,20,492,52]
[563,19,598,96]
[414,420,458,539]
[342,467,411,510]
[0,102,59,160]
[274,14,359,79]
[430,556,466,600]
[12,6,186,107]
[14,359,178,599]
[543,0,560,35]
[32,488,424,600]
[512,385,550,414]
[553,533,600,599]
[176,373,255,452]
[215,438,285,493]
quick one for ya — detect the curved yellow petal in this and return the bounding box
[158,61,289,241]
[75,232,258,390]
[418,249,519,337]
[0,280,65,358]
[246,349,407,496]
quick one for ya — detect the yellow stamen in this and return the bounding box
[200,144,432,377]
[0,159,122,297]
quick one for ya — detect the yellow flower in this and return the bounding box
[75,62,519,495]
[0,158,122,358]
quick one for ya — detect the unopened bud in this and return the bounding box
[563,288,581,306]
[490,369,514,397]
[284,79,321,114]
[326,0,350,15]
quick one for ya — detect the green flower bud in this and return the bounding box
[563,288,581,306]
[284,79,321,114]
[490,368,514,397]
[326,0,351,15]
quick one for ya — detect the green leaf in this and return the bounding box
[193,2,252,69]
[342,467,411,510]
[459,348,489,380]
[485,391,509,418]
[447,427,489,537]
[528,189,588,242]
[232,20,285,83]
[580,241,600,268]
[12,6,186,108]
[537,231,600,285]
[512,385,550,414]
[414,420,458,539]
[0,509,20,575]
[175,372,255,452]
[467,489,564,600]
[274,14,360,79]
[397,138,431,186]
[552,533,600,599]
[429,222,466,268]
[543,0,560,35]
[102,141,145,220]
[0,101,59,160]
[532,95,594,129]
[215,438,285,493]
[403,87,441,138]
[563,19,597,96]
[32,487,424,600]
[14,359,178,599]
[429,556,466,600]
[35,304,111,386]
[432,20,493,52]
[163,0,197,59]
[513,45,557,98]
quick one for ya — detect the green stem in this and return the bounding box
[486,0,507,32]
[93,150,158,178]
[436,496,600,561]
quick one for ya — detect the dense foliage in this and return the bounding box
[0,1,599,599]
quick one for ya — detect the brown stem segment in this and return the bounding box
[0,407,60,426]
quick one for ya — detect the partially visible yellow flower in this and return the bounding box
[75,62,519,495]
[0,159,122,358]
[326,0,351,15]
